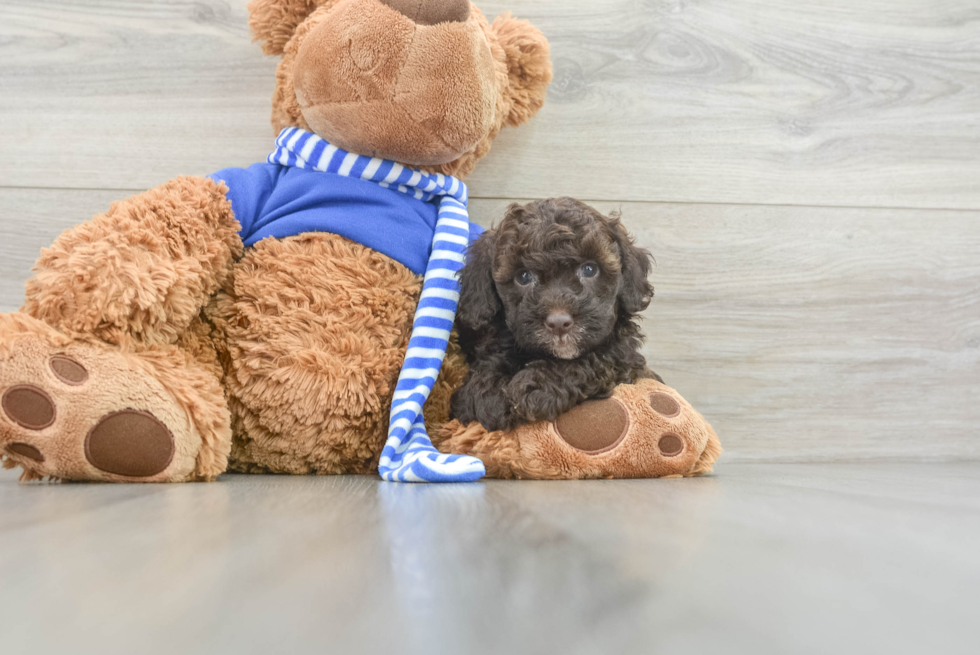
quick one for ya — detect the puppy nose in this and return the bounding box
[546,311,574,337]
[378,0,471,25]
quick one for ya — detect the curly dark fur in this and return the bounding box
[450,197,661,432]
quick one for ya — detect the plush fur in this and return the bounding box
[451,198,657,431]
[210,232,425,475]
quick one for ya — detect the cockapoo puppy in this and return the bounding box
[451,197,661,432]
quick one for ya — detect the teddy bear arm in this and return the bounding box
[22,176,243,347]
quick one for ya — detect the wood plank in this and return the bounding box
[2,0,979,208]
[471,0,980,208]
[0,0,279,188]
[2,188,978,462]
[1,464,980,654]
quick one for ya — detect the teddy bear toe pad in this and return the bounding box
[49,355,89,385]
[649,391,681,418]
[3,384,57,430]
[657,433,684,457]
[7,441,44,462]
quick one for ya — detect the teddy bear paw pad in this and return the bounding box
[554,397,629,454]
[85,410,175,478]
[657,433,684,457]
[3,384,56,429]
[649,391,681,418]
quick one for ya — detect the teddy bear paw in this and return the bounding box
[0,313,208,482]
[545,380,719,478]
[434,377,721,480]
[553,389,687,457]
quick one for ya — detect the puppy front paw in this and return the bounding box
[451,385,515,432]
[507,365,577,424]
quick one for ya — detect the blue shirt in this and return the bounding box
[210,163,483,276]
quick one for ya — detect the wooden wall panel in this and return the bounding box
[1,1,978,208]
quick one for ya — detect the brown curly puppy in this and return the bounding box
[451,197,661,432]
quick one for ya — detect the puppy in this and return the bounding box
[450,197,660,432]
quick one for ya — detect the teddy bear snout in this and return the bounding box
[377,0,471,26]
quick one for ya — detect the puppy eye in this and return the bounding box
[578,262,599,278]
[515,270,535,286]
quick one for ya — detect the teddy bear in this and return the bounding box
[0,0,721,483]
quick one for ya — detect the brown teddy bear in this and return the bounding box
[0,0,720,483]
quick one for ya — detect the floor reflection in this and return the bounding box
[376,477,722,654]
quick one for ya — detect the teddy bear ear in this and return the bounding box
[490,13,554,127]
[248,0,332,56]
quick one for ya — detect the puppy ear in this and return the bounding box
[490,13,553,127]
[608,213,654,315]
[457,228,502,330]
[248,0,333,56]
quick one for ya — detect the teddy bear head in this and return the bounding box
[248,0,552,179]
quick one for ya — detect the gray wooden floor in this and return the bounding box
[2,462,979,655]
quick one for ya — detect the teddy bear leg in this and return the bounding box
[207,232,483,480]
[206,233,424,474]
[22,176,242,347]
[433,378,722,480]
[0,176,240,482]
[0,313,231,482]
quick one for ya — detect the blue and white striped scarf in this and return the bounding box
[269,128,486,483]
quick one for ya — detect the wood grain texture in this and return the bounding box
[1,463,979,654]
[2,188,977,462]
[2,0,979,208]
[471,0,980,208]
[0,0,278,189]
